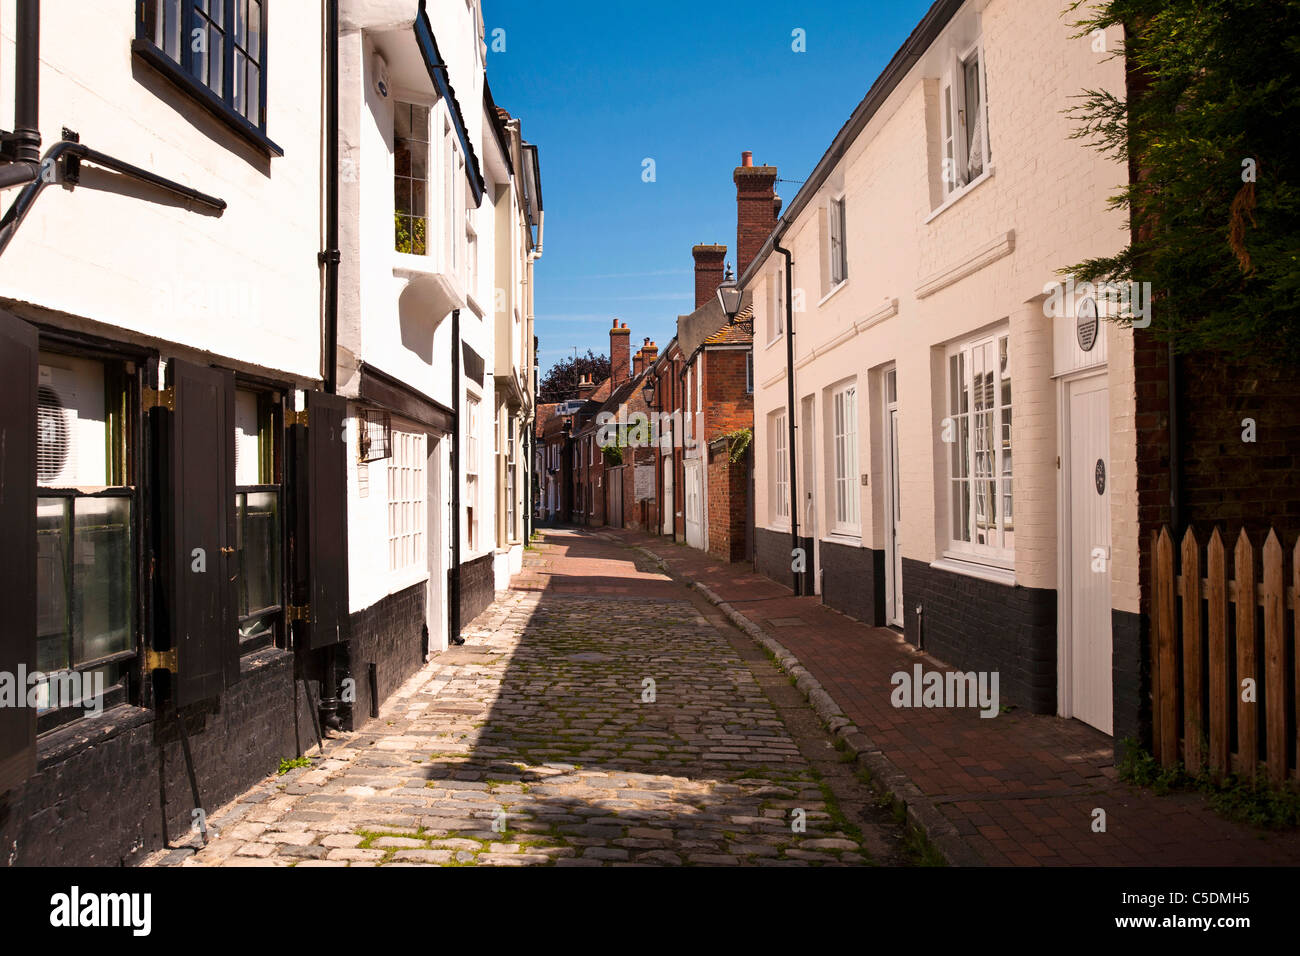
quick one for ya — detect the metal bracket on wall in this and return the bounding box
[143,386,174,412]
[146,647,178,672]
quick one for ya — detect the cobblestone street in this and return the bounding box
[146,530,906,867]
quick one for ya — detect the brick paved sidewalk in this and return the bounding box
[603,527,1300,866]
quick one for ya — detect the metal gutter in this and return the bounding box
[0,138,226,258]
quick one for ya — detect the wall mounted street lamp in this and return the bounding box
[716,263,743,325]
[642,376,656,409]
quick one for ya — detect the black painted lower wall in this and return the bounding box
[754,526,815,594]
[0,646,316,866]
[1112,608,1149,756]
[460,553,496,628]
[820,540,886,627]
[344,583,426,731]
[901,558,1057,715]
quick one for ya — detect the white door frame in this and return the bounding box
[1056,367,1110,727]
[425,432,446,656]
[882,366,902,626]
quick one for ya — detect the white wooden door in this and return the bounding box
[1065,376,1112,734]
[685,461,704,549]
[661,460,674,535]
[887,400,903,626]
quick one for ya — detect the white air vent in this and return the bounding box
[37,384,72,483]
[37,358,106,488]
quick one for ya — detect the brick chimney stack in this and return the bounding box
[576,373,595,401]
[734,150,779,278]
[640,337,659,368]
[632,347,644,379]
[692,244,727,310]
[610,319,631,385]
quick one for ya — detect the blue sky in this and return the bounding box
[483,0,937,378]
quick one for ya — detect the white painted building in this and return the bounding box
[0,0,544,865]
[0,0,332,862]
[746,0,1134,732]
[336,0,534,660]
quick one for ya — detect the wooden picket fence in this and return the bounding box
[1151,526,1299,785]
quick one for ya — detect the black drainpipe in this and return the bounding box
[450,308,464,645]
[12,0,41,165]
[314,0,342,728]
[775,235,800,596]
[321,0,340,394]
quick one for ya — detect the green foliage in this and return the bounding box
[602,444,624,466]
[1063,0,1300,363]
[1117,738,1300,828]
[278,756,312,775]
[395,211,427,255]
[722,426,752,463]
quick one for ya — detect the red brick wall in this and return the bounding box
[1135,343,1300,615]
[734,165,778,277]
[610,322,631,386]
[702,348,753,441]
[693,244,726,309]
[707,440,749,562]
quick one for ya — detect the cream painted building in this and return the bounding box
[746,0,1136,735]
[487,102,542,591]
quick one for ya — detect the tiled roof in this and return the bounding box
[702,304,754,346]
[534,402,559,438]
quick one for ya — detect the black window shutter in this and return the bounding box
[154,359,238,707]
[0,310,37,793]
[291,390,350,650]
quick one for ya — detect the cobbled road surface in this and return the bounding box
[146,530,908,867]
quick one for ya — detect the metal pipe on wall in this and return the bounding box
[775,236,800,596]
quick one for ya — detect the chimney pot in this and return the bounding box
[742,150,753,167]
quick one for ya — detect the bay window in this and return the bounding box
[946,329,1013,562]
[395,102,431,255]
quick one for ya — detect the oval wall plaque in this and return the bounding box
[1095,458,1106,495]
[1077,296,1099,352]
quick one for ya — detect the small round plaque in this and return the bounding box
[1077,296,1099,352]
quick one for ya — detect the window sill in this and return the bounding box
[818,279,849,309]
[764,333,786,352]
[132,39,283,158]
[925,164,995,225]
[825,530,861,545]
[930,554,1015,587]
[389,566,429,595]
